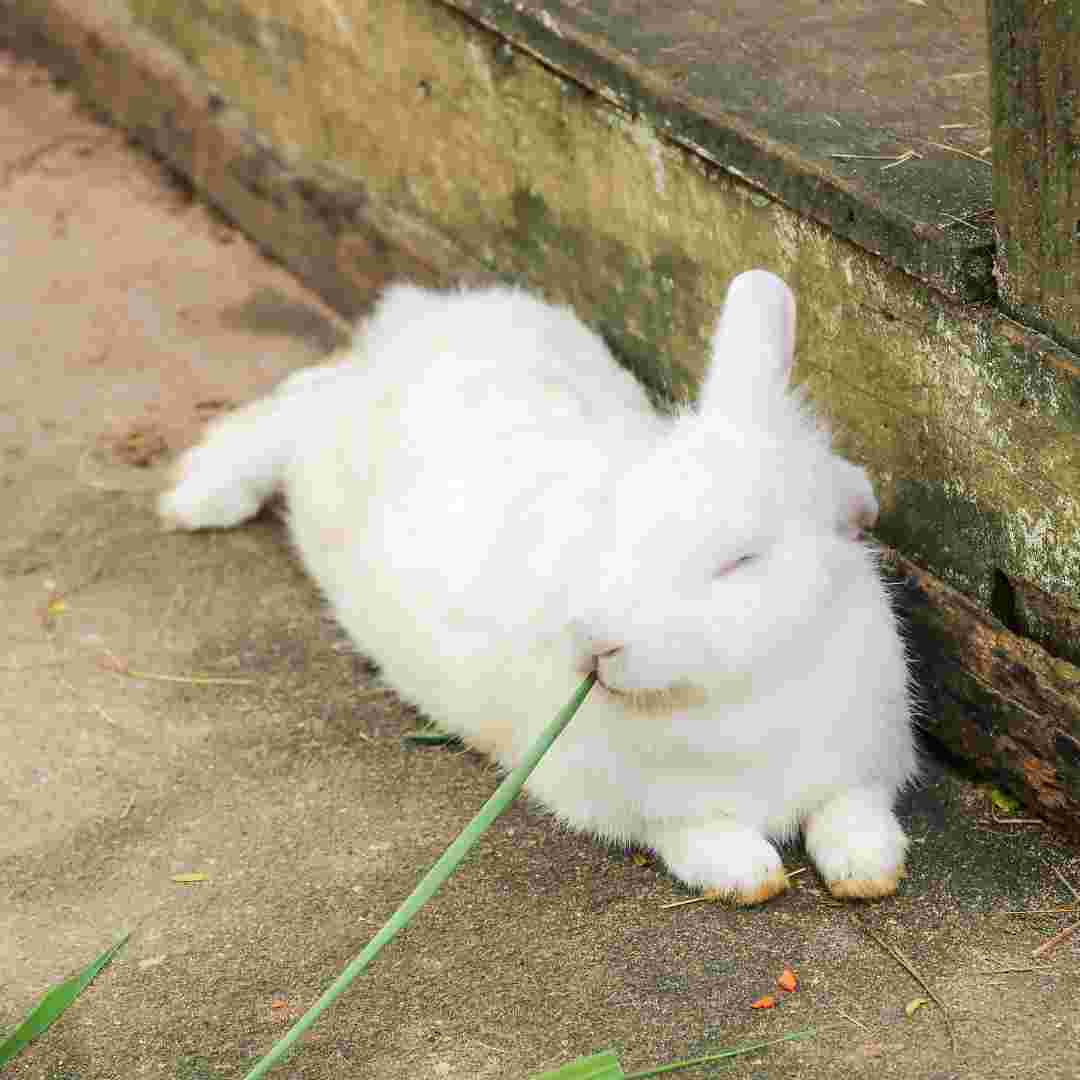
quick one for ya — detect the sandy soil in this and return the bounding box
[2,48,1079,1080]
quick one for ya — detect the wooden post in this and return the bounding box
[989,0,1080,347]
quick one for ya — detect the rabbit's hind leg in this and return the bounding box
[157,392,290,530]
[157,360,347,531]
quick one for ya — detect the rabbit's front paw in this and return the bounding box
[649,820,789,906]
[804,789,908,900]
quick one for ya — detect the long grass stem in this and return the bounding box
[243,673,596,1079]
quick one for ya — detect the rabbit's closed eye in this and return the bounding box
[713,553,758,577]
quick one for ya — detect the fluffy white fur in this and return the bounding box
[160,271,917,905]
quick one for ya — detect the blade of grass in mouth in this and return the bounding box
[243,672,597,1080]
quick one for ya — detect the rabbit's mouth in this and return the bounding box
[596,678,709,716]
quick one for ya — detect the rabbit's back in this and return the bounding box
[288,285,664,579]
[354,284,663,437]
[283,285,665,755]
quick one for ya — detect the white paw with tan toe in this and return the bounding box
[648,820,790,906]
[804,789,908,899]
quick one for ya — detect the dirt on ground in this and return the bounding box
[2,48,1079,1080]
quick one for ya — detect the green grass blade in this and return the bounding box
[243,673,597,1080]
[0,933,129,1069]
[623,1027,818,1079]
[529,1027,819,1080]
[401,728,458,745]
[531,1050,625,1079]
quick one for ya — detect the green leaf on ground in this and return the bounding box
[401,728,459,745]
[0,933,129,1068]
[989,786,1021,813]
[530,1028,818,1080]
[531,1050,624,1079]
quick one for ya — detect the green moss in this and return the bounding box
[881,470,1080,642]
[902,770,1073,909]
[983,336,1080,425]
[128,0,213,66]
[879,480,1007,604]
[509,186,573,263]
[129,1,304,84]
[505,186,696,403]
[175,1056,222,1080]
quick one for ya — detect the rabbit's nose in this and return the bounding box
[592,642,623,661]
[569,618,623,672]
[579,641,623,677]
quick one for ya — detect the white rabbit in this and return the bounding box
[160,271,916,905]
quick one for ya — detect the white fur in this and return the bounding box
[159,272,917,903]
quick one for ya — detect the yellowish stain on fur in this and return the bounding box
[826,869,904,900]
[703,867,791,907]
[602,681,709,716]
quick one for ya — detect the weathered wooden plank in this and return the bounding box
[989,0,1080,347]
[1007,573,1080,668]
[883,548,1080,837]
[447,0,995,300]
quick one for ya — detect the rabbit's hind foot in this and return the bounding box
[157,400,291,531]
[158,442,266,531]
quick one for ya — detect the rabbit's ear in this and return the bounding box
[699,270,796,413]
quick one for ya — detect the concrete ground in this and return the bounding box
[2,47,1079,1080]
